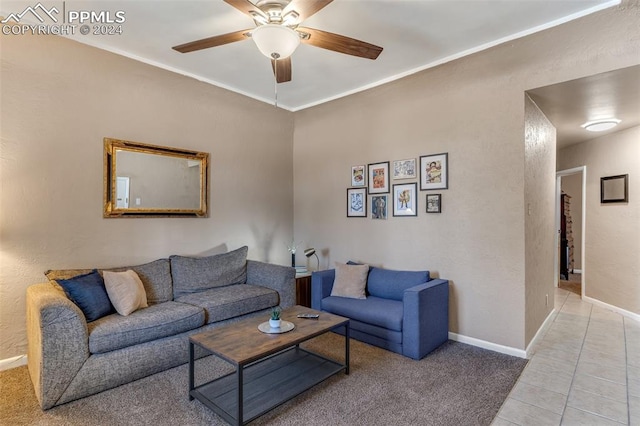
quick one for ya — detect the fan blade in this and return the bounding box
[298,27,382,60]
[282,0,333,25]
[224,0,267,21]
[172,29,251,53]
[271,57,292,83]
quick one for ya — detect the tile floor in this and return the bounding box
[493,287,640,425]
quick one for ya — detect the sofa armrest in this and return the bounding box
[26,283,90,409]
[246,260,296,308]
[311,269,336,310]
[402,279,449,360]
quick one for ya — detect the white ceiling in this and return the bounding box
[0,0,619,111]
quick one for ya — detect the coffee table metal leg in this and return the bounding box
[345,322,350,375]
[237,366,243,425]
[188,342,194,400]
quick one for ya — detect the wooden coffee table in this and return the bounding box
[188,305,350,425]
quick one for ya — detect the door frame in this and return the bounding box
[555,166,586,297]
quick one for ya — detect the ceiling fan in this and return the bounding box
[172,0,383,83]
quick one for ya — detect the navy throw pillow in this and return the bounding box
[57,269,115,322]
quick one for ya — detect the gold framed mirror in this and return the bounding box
[104,138,209,217]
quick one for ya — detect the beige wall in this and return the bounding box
[558,126,640,315]
[561,173,583,271]
[0,35,295,359]
[524,95,556,344]
[293,3,640,350]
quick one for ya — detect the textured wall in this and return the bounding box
[558,126,640,314]
[524,95,556,345]
[561,172,583,270]
[293,3,640,350]
[0,34,294,359]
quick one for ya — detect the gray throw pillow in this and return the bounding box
[171,246,248,298]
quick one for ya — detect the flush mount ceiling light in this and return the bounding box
[581,119,621,132]
[251,24,300,60]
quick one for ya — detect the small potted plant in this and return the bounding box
[269,306,281,329]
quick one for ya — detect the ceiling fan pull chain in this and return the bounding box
[273,53,279,108]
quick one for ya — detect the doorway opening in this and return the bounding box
[555,166,586,298]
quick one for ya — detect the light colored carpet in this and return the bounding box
[0,333,527,426]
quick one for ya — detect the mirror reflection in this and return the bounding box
[104,138,209,217]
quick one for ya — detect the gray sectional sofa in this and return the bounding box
[26,246,295,409]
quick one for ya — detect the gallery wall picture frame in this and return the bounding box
[351,165,366,187]
[392,158,417,180]
[420,153,448,190]
[426,193,442,213]
[347,188,367,217]
[368,161,390,194]
[392,183,418,217]
[601,174,628,203]
[371,195,388,220]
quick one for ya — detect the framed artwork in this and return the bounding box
[420,153,448,190]
[351,165,366,187]
[371,195,388,220]
[426,194,442,213]
[393,158,417,180]
[392,183,417,217]
[601,174,628,203]
[347,188,367,217]
[368,161,390,194]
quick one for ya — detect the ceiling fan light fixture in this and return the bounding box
[251,24,300,59]
[581,119,621,132]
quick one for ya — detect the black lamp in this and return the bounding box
[304,247,320,271]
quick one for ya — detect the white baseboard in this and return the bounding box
[448,332,526,358]
[0,354,27,371]
[573,269,582,274]
[525,309,557,358]
[583,296,640,322]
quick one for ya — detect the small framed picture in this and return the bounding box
[420,153,448,190]
[351,165,366,187]
[393,158,417,180]
[368,161,390,194]
[347,188,367,217]
[392,183,417,217]
[371,195,388,220]
[426,194,442,213]
[600,174,628,203]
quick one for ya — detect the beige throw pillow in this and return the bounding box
[331,262,369,299]
[103,270,148,316]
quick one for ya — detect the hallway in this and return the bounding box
[493,288,640,425]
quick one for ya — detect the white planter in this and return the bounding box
[269,319,281,328]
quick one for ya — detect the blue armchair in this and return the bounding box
[311,266,449,360]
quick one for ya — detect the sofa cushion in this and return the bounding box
[330,262,369,299]
[321,296,404,332]
[367,267,430,301]
[171,246,248,299]
[87,301,205,354]
[57,270,115,322]
[45,259,173,304]
[175,284,278,324]
[103,270,148,316]
[349,319,403,344]
[107,259,173,304]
